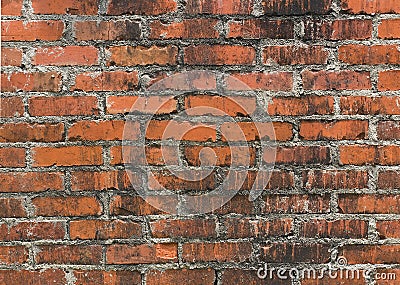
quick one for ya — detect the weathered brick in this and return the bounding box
[73,270,141,285]
[263,45,329,65]
[1,20,64,41]
[147,269,215,285]
[221,122,293,141]
[340,245,400,264]
[338,44,400,64]
[1,0,23,15]
[72,71,138,91]
[341,96,400,115]
[29,96,98,116]
[341,0,400,14]
[32,146,103,167]
[68,120,138,141]
[224,218,292,238]
[228,19,294,39]
[71,170,131,191]
[32,196,102,216]
[260,243,331,263]
[378,19,400,39]
[0,246,29,265]
[0,198,26,217]
[0,221,65,241]
[70,220,142,240]
[378,70,400,91]
[150,19,219,39]
[378,171,400,189]
[75,20,141,41]
[264,146,330,165]
[0,97,24,117]
[106,95,177,115]
[107,0,177,15]
[36,245,102,265]
[338,194,400,214]
[184,45,256,65]
[262,0,332,15]
[107,45,178,66]
[1,72,61,92]
[182,242,252,262]
[186,0,253,14]
[0,148,25,168]
[0,270,66,285]
[33,46,98,66]
[226,72,293,91]
[146,120,216,141]
[376,220,400,239]
[262,194,330,214]
[0,172,64,192]
[1,47,22,66]
[0,122,64,143]
[378,121,400,140]
[268,96,334,115]
[299,120,368,140]
[150,218,216,238]
[32,0,98,14]
[302,170,368,189]
[106,243,177,264]
[299,219,368,238]
[303,19,372,40]
[302,70,371,90]
[110,195,177,216]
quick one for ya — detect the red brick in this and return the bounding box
[262,194,330,214]
[378,121,400,140]
[146,120,216,142]
[0,97,24,117]
[32,196,102,216]
[339,44,400,64]
[72,71,138,91]
[260,243,331,263]
[32,0,98,14]
[0,148,25,167]
[0,172,64,192]
[107,0,177,15]
[302,274,365,285]
[75,20,140,41]
[182,242,252,262]
[378,70,400,91]
[0,221,65,241]
[107,45,177,66]
[73,270,141,285]
[340,245,400,264]
[299,219,368,238]
[107,243,177,264]
[341,96,400,115]
[303,19,372,40]
[1,0,23,15]
[149,170,215,191]
[36,245,102,265]
[268,96,334,115]
[302,70,371,90]
[378,19,400,39]
[150,19,219,39]
[338,194,400,214]
[340,145,400,165]
[302,170,368,189]
[0,270,66,285]
[147,269,215,285]
[1,72,61,92]
[378,171,400,189]
[1,47,22,66]
[184,45,255,65]
[299,120,368,140]
[224,218,292,238]
[222,269,291,285]
[228,19,294,39]
[0,122,64,143]
[1,20,64,41]
[33,46,98,66]
[262,0,332,15]
[106,95,177,115]
[110,195,177,216]
[377,221,400,239]
[32,146,102,167]
[186,0,253,14]
[239,170,295,190]
[221,122,293,142]
[146,71,217,90]
[213,195,255,215]
[110,145,179,166]
[68,120,138,141]
[71,170,131,191]
[376,269,400,285]
[226,72,293,91]
[0,198,26,217]
[264,146,330,165]
[70,220,142,240]
[29,96,98,116]
[150,218,216,238]
[184,146,256,166]
[341,0,400,14]
[0,246,28,265]
[185,94,257,116]
[263,45,329,65]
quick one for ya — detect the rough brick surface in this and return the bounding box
[1,0,400,284]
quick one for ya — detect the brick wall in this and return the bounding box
[1,0,400,284]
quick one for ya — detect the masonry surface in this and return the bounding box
[1,0,400,284]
